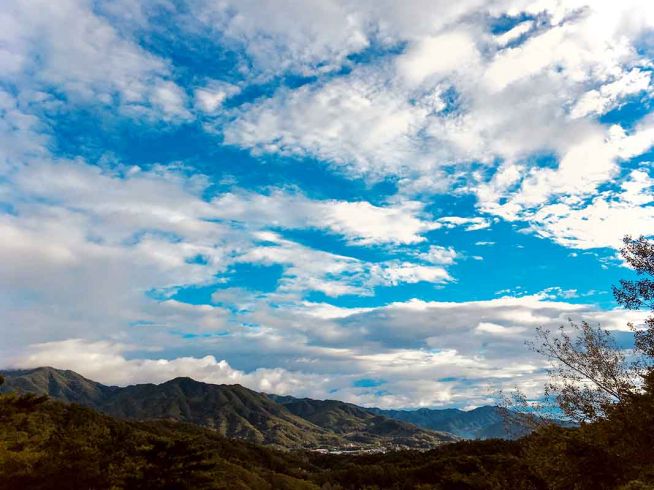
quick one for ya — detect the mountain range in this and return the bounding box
[369,406,530,440]
[0,367,531,450]
[0,367,457,450]
[2,366,650,488]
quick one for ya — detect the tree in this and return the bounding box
[506,236,654,423]
[531,321,637,422]
[613,235,654,314]
[613,235,654,358]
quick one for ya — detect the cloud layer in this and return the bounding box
[1,0,653,407]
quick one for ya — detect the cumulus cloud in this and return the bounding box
[223,70,429,178]
[0,152,456,358]
[238,232,452,297]
[226,1,654,173]
[0,0,188,118]
[3,0,654,410]
[212,190,438,245]
[4,0,650,252]
[0,150,247,355]
[194,81,241,113]
[0,90,48,171]
[191,0,490,78]
[9,338,330,395]
[221,1,654,249]
[8,295,647,407]
[570,68,652,119]
[528,169,654,249]
[396,31,479,86]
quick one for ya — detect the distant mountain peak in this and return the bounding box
[0,366,456,450]
[2,367,552,445]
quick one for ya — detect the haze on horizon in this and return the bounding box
[1,0,653,409]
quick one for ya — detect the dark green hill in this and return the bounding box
[0,368,337,449]
[99,377,337,447]
[0,392,320,489]
[271,395,459,447]
[3,372,654,488]
[0,367,454,450]
[0,366,117,407]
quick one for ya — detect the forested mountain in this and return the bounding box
[270,394,543,440]
[369,405,533,440]
[3,375,654,489]
[0,367,452,450]
[270,395,459,445]
[0,392,321,489]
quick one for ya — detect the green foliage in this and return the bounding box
[530,320,638,422]
[613,235,654,365]
[274,396,458,447]
[0,393,319,490]
[0,368,452,451]
[3,373,654,489]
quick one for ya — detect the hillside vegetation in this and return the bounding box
[0,367,453,451]
[2,377,654,489]
[0,391,319,489]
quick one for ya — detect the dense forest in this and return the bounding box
[1,380,654,489]
[1,235,654,489]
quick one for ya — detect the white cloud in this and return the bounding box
[418,245,458,265]
[570,68,652,119]
[477,117,654,248]
[151,82,191,119]
[437,216,492,231]
[0,0,188,118]
[528,169,654,249]
[194,81,240,113]
[239,232,452,297]
[10,338,330,396]
[494,20,533,47]
[7,294,647,408]
[476,322,526,335]
[223,71,429,178]
[3,0,652,255]
[212,190,437,245]
[195,0,370,77]
[224,1,654,177]
[0,154,260,356]
[219,1,654,251]
[0,151,462,373]
[370,262,451,286]
[396,31,479,85]
[0,90,48,172]
[192,0,490,79]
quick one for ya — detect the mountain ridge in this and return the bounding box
[268,394,459,445]
[368,405,521,439]
[273,393,535,440]
[0,366,455,450]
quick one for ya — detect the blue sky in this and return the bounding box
[1,0,653,408]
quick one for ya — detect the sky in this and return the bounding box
[1,0,653,409]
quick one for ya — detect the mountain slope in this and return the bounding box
[0,391,320,489]
[4,381,654,489]
[102,377,337,447]
[0,368,337,449]
[369,406,535,440]
[0,367,454,450]
[0,367,117,407]
[271,395,459,446]
[272,392,536,441]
